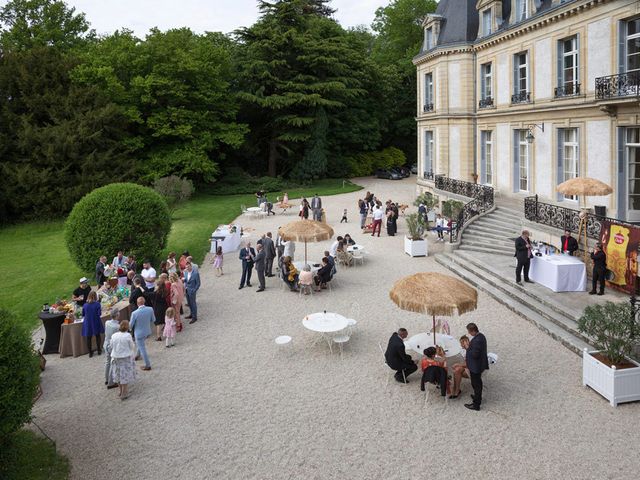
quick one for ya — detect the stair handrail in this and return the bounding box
[433,175,495,243]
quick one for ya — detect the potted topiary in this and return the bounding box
[404,213,427,257]
[578,301,640,406]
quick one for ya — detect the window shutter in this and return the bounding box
[480,132,487,183]
[618,21,626,74]
[575,34,580,84]
[513,56,518,95]
[513,131,520,192]
[617,128,626,219]
[556,40,563,90]
[557,129,564,201]
[480,66,485,99]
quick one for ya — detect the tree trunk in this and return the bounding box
[268,138,278,177]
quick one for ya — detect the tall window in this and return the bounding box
[424,27,433,50]
[424,73,433,111]
[558,128,579,200]
[557,36,579,96]
[515,0,528,22]
[424,130,434,176]
[626,127,640,215]
[482,9,492,36]
[481,131,493,185]
[512,52,529,102]
[480,63,492,103]
[622,18,640,74]
[514,130,529,192]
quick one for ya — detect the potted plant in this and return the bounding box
[404,213,427,257]
[413,192,439,228]
[578,301,640,406]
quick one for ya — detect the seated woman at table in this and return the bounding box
[298,265,314,295]
[82,291,104,358]
[420,346,449,396]
[449,336,470,399]
[314,257,332,290]
[336,242,353,267]
[281,256,299,292]
[343,234,356,246]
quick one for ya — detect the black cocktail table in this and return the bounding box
[38,312,66,354]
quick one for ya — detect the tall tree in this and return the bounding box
[236,0,367,177]
[72,28,247,182]
[0,0,93,52]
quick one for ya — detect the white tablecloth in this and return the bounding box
[302,312,348,333]
[210,225,242,254]
[246,207,262,213]
[529,254,586,292]
[404,333,461,358]
[293,261,321,274]
[347,244,365,253]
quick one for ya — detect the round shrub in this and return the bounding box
[65,183,172,272]
[0,309,40,444]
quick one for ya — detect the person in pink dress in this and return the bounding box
[211,246,224,276]
[169,272,185,332]
[163,307,177,347]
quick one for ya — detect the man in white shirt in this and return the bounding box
[371,206,384,237]
[283,240,295,261]
[141,261,157,289]
[435,214,445,242]
[329,236,344,257]
[112,251,126,268]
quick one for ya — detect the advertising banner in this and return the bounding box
[600,221,640,293]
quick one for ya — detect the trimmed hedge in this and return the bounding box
[65,183,171,272]
[346,147,406,177]
[0,309,40,445]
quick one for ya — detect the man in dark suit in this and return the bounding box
[589,242,607,295]
[95,255,107,285]
[254,244,266,292]
[384,328,418,384]
[560,229,579,255]
[262,232,277,277]
[464,322,489,411]
[311,194,322,221]
[238,242,256,290]
[514,230,534,285]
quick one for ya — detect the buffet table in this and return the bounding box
[59,300,131,358]
[38,312,66,354]
[210,224,242,254]
[529,254,587,292]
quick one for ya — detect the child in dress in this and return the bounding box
[164,307,177,348]
[340,208,348,223]
[212,246,224,276]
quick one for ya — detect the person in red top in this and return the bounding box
[560,229,579,255]
[420,346,449,396]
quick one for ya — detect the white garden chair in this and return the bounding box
[333,333,350,359]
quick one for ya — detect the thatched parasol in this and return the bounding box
[389,272,478,344]
[278,219,334,263]
[557,177,613,197]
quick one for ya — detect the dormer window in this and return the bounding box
[424,27,434,50]
[482,9,492,36]
[515,0,528,22]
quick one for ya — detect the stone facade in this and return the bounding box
[414,0,640,221]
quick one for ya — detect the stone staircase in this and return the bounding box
[459,206,522,256]
[435,249,593,355]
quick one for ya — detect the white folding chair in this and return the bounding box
[299,283,314,296]
[333,334,350,359]
[274,335,292,358]
[346,302,359,335]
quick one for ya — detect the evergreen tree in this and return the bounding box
[291,107,329,181]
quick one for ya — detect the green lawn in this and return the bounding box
[0,430,70,480]
[0,179,361,328]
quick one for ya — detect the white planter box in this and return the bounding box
[582,349,640,406]
[404,237,428,257]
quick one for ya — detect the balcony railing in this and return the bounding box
[511,92,531,104]
[434,175,495,243]
[595,72,640,100]
[554,82,581,98]
[423,170,434,180]
[524,195,636,240]
[423,103,434,113]
[479,97,494,108]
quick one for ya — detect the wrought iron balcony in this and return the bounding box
[479,97,494,108]
[423,103,434,113]
[595,72,640,100]
[511,92,531,104]
[554,83,581,98]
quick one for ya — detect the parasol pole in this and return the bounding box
[305,240,308,264]
[432,314,436,345]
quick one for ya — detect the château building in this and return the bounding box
[414,0,640,221]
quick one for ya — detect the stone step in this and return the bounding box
[435,254,592,355]
[474,216,523,230]
[454,252,589,342]
[458,245,514,256]
[463,228,516,242]
[460,238,514,248]
[464,223,519,237]
[495,206,523,218]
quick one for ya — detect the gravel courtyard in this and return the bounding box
[33,177,640,480]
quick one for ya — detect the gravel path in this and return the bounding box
[33,177,640,480]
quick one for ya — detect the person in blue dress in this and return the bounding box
[82,290,104,358]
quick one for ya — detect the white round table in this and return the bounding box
[294,261,321,274]
[347,244,365,253]
[246,207,262,213]
[302,312,348,333]
[404,333,461,358]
